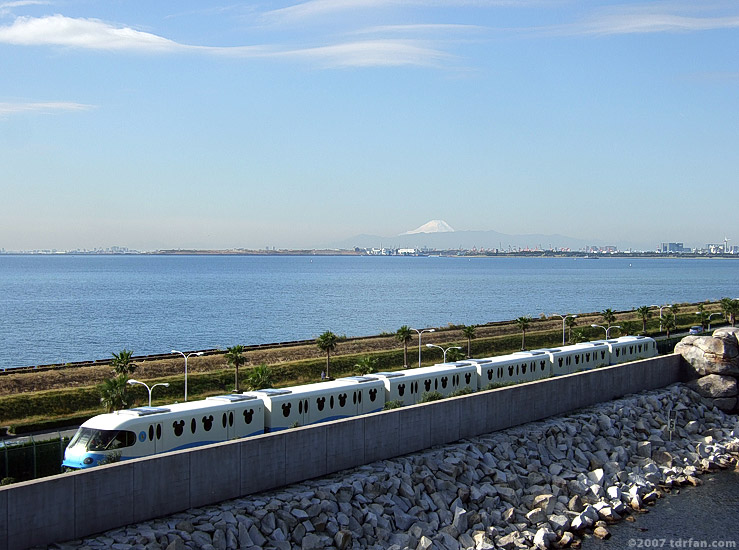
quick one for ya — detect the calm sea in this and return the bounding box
[1,255,737,369]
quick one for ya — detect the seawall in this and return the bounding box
[0,354,685,550]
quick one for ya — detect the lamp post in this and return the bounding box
[591,324,622,339]
[412,328,435,368]
[655,304,670,332]
[127,379,170,407]
[426,343,462,363]
[707,313,723,331]
[172,350,203,402]
[552,314,577,346]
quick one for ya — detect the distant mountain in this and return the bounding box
[402,220,455,235]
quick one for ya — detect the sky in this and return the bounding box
[1,0,738,251]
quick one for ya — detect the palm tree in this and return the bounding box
[225,345,247,392]
[720,298,739,327]
[516,316,532,350]
[601,309,616,328]
[246,364,273,390]
[461,325,476,358]
[695,304,708,330]
[316,331,338,379]
[100,374,131,413]
[446,348,466,362]
[395,325,413,367]
[111,349,137,376]
[565,315,578,343]
[354,356,378,375]
[635,306,653,334]
[670,303,681,325]
[663,312,676,338]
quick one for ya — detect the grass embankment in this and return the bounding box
[0,302,725,433]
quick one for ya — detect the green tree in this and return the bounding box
[395,325,413,367]
[354,356,378,375]
[663,312,676,338]
[446,347,466,362]
[635,306,653,334]
[670,303,681,326]
[565,315,578,343]
[720,298,739,327]
[601,309,616,327]
[246,364,273,390]
[316,330,339,379]
[225,345,247,392]
[695,304,708,330]
[100,374,132,413]
[516,316,532,350]
[461,325,476,358]
[111,349,137,376]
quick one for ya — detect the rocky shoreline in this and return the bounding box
[45,384,739,550]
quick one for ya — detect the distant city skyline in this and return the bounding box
[2,1,738,251]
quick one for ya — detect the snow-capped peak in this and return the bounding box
[402,220,455,235]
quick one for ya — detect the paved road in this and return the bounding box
[583,466,739,549]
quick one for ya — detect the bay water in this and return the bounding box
[1,255,737,369]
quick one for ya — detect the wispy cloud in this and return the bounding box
[551,4,739,36]
[0,0,50,17]
[0,14,452,67]
[262,0,546,23]
[0,101,94,116]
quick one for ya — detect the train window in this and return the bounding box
[304,399,308,412]
[244,409,254,424]
[202,415,214,431]
[352,392,356,405]
[330,395,334,409]
[299,400,303,414]
[156,424,162,440]
[191,418,197,434]
[358,391,362,404]
[75,428,137,451]
[148,425,154,441]
[229,412,234,426]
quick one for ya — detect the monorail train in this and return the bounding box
[62,335,656,469]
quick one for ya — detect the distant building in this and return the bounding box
[659,242,690,253]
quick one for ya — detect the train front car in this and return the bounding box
[63,394,266,470]
[62,411,144,470]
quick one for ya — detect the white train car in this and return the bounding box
[62,394,265,470]
[549,341,610,374]
[475,350,552,387]
[252,376,385,432]
[596,335,658,365]
[371,362,478,406]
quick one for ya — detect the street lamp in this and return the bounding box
[412,328,435,368]
[707,313,723,331]
[127,379,170,407]
[552,314,577,346]
[654,304,671,331]
[426,344,462,363]
[591,324,622,339]
[172,350,204,402]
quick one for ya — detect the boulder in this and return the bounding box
[676,335,739,377]
[687,374,738,399]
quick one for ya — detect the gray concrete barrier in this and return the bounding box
[0,353,686,549]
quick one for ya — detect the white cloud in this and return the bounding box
[0,101,94,116]
[0,14,452,68]
[0,14,183,51]
[272,39,451,68]
[551,4,739,36]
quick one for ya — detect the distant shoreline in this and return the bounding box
[1,250,737,259]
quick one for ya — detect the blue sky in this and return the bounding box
[1,1,737,251]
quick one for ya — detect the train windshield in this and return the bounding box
[67,427,137,452]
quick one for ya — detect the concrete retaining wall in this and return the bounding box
[0,354,686,550]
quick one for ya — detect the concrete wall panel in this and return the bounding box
[189,440,242,509]
[284,425,328,486]
[74,462,134,538]
[458,392,488,440]
[364,410,400,463]
[396,404,431,456]
[325,417,365,474]
[429,398,461,447]
[6,475,75,550]
[132,451,191,524]
[240,433,286,495]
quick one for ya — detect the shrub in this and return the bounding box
[419,391,445,403]
[383,400,404,410]
[449,387,476,398]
